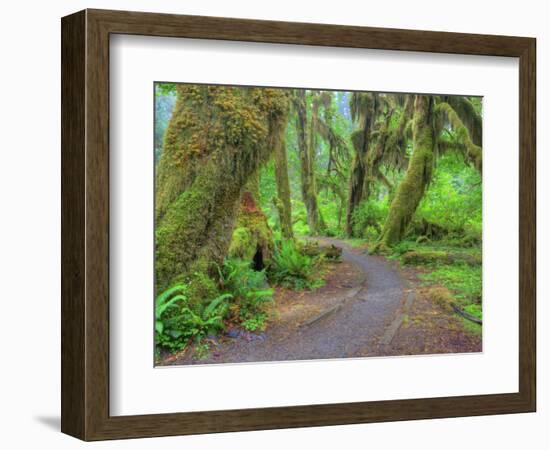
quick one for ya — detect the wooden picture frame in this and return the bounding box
[61,8,536,441]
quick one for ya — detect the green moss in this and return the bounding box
[425,286,454,311]
[373,95,435,251]
[156,85,289,220]
[419,264,482,307]
[155,86,289,294]
[229,227,254,260]
[401,250,448,265]
[228,193,274,265]
[401,249,481,266]
[184,270,220,310]
[464,303,482,320]
[435,102,482,172]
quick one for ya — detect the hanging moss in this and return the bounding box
[435,102,482,172]
[155,85,289,294]
[271,110,293,239]
[345,93,375,236]
[294,90,325,235]
[443,96,482,146]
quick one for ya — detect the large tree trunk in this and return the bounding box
[272,110,294,239]
[295,90,324,235]
[155,85,288,297]
[374,95,435,251]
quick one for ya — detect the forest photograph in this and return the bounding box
[154,82,483,366]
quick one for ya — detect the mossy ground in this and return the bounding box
[389,239,482,331]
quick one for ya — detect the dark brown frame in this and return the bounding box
[61,8,536,441]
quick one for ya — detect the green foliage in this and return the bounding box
[269,240,323,290]
[219,258,274,319]
[415,154,482,244]
[155,284,187,345]
[155,284,232,352]
[318,195,344,237]
[351,199,388,239]
[391,238,482,322]
[464,303,482,320]
[241,313,268,332]
[389,240,416,256]
[155,82,176,96]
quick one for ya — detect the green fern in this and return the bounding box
[269,240,319,290]
[219,258,274,320]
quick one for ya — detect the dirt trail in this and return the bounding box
[167,238,409,365]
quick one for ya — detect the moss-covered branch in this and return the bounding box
[435,102,482,172]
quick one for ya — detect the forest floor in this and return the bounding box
[162,238,481,366]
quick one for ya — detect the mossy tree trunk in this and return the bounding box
[345,93,375,236]
[374,95,435,251]
[295,90,324,235]
[271,110,293,239]
[155,85,288,295]
[229,173,274,270]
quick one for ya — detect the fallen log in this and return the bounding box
[300,241,342,260]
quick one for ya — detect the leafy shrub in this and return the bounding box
[269,240,322,290]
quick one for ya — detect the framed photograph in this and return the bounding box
[61,9,536,441]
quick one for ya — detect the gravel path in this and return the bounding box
[168,238,407,365]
